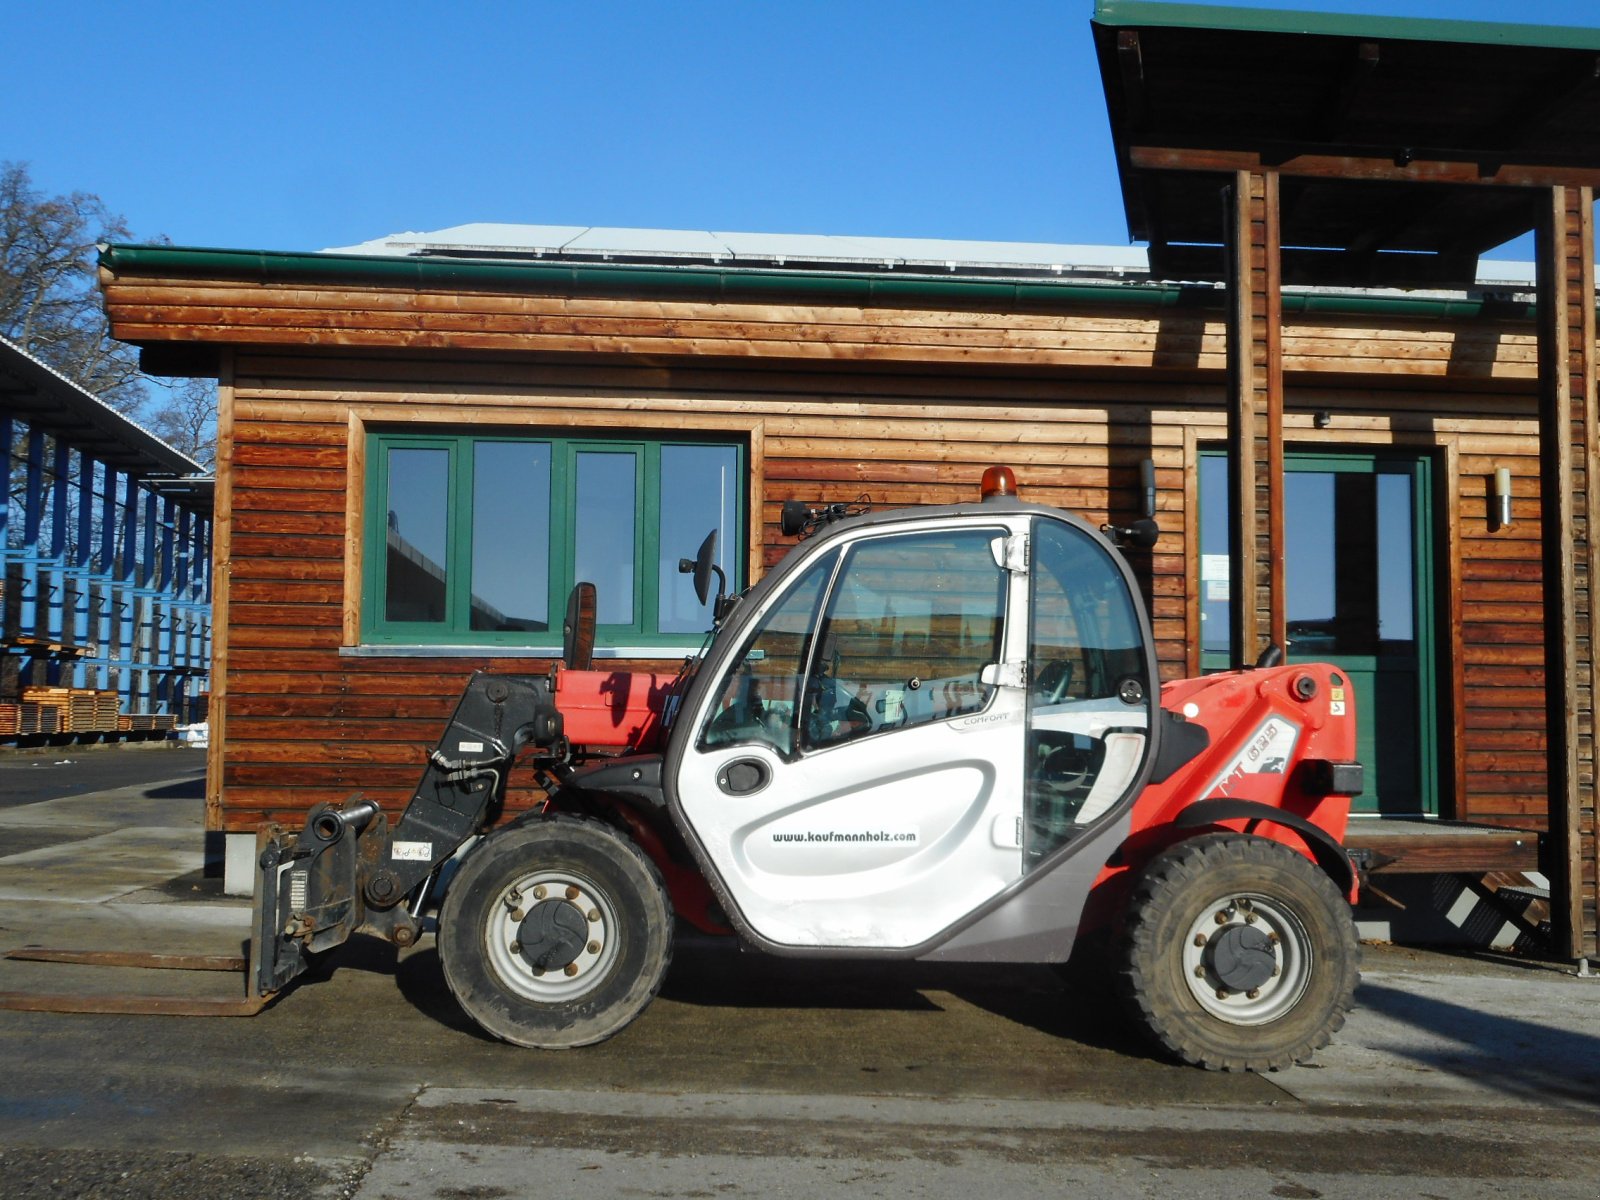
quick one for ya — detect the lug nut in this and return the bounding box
[1246,988,1261,1000]
[533,885,547,900]
[564,963,579,977]
[1245,913,1258,924]
[587,908,600,922]
[509,941,522,955]
[1194,934,1208,947]
[565,885,580,901]
[1214,911,1229,925]
[510,908,525,922]
[1215,988,1230,1000]
[587,941,601,955]
[1194,965,1206,978]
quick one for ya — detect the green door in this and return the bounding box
[1199,451,1438,816]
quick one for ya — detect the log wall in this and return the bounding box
[99,273,1551,842]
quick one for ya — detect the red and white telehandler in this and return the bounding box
[252,468,1364,1071]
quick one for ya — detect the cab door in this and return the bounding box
[674,517,1032,950]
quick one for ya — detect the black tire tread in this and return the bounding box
[1115,833,1359,1072]
[438,811,673,1049]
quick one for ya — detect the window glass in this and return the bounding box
[657,445,739,634]
[574,451,637,625]
[702,550,836,756]
[1025,520,1150,865]
[471,442,551,632]
[366,433,742,645]
[801,529,1005,751]
[384,447,450,623]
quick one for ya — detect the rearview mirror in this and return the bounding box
[563,582,596,670]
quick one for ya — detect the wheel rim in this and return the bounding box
[1180,891,1313,1026]
[483,869,619,1003]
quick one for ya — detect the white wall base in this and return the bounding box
[224,832,257,897]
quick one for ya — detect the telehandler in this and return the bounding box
[244,466,1364,1071]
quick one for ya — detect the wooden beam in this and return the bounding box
[1223,171,1285,664]
[1486,55,1600,157]
[1317,41,1381,143]
[1117,31,1147,133]
[1536,186,1598,959]
[1129,144,1600,190]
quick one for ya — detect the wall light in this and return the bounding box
[1493,467,1513,529]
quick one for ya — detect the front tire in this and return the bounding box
[1117,834,1358,1071]
[438,813,673,1048]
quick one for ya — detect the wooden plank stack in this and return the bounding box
[19,687,123,734]
[118,713,177,732]
[0,702,60,736]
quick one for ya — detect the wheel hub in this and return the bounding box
[1181,894,1313,1026]
[516,900,589,972]
[1208,923,1276,991]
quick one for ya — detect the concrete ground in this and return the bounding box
[0,749,1597,1199]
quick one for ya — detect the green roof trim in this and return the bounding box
[1092,1,1600,52]
[98,243,1534,324]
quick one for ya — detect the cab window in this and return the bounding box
[800,528,1007,751]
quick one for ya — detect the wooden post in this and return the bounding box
[1537,185,1598,960]
[1225,170,1286,667]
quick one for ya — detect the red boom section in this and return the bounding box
[1106,662,1361,897]
[550,665,676,752]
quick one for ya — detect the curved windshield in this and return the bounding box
[699,550,837,757]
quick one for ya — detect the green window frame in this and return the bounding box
[362,431,745,649]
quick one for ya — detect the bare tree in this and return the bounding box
[146,377,218,469]
[0,162,146,415]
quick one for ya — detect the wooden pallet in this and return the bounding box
[19,687,122,734]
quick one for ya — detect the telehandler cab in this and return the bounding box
[245,466,1365,1071]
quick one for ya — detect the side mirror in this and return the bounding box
[780,500,810,538]
[1101,518,1161,550]
[680,530,717,606]
[563,582,596,671]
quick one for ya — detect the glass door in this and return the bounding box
[1199,451,1438,816]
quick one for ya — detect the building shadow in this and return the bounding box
[1353,980,1600,1111]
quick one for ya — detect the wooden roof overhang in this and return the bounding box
[1093,0,1600,288]
[1096,2,1600,963]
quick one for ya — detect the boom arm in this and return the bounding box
[254,671,565,995]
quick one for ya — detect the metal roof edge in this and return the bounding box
[0,333,205,480]
[98,243,1538,324]
[1091,1,1600,52]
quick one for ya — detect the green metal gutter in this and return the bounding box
[1092,1,1600,52]
[99,243,1536,323]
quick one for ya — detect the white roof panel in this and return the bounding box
[323,223,1150,275]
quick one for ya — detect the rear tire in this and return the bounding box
[438,813,673,1048]
[1117,834,1358,1071]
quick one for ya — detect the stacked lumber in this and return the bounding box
[19,687,122,733]
[118,713,177,732]
[0,702,60,736]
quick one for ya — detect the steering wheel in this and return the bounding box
[1035,660,1075,705]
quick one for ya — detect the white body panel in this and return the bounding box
[678,515,1032,949]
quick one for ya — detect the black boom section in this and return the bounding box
[369,672,565,904]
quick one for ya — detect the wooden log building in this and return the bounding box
[97,2,1600,961]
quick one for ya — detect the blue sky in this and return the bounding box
[6,1,1599,256]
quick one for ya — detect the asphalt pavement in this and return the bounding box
[0,749,1597,1199]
